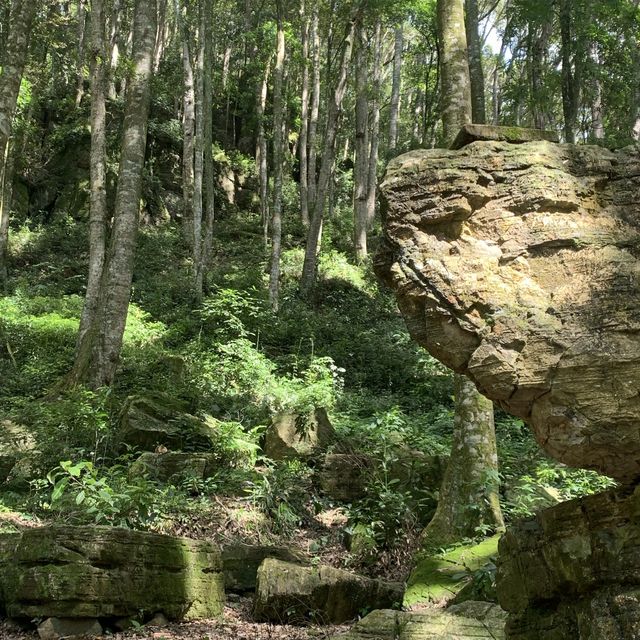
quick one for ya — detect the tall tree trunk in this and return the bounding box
[590,43,604,141]
[421,376,505,549]
[365,21,382,228]
[268,1,286,312]
[353,23,369,263]
[69,0,158,388]
[195,0,214,299]
[464,0,485,124]
[299,0,310,228]
[256,58,270,249]
[438,0,471,141]
[388,25,403,156]
[424,0,504,550]
[192,7,205,280]
[107,0,121,99]
[528,20,551,130]
[559,0,579,143]
[176,0,195,242]
[307,7,320,212]
[153,0,168,73]
[69,0,109,382]
[75,0,88,107]
[0,0,36,290]
[300,16,357,295]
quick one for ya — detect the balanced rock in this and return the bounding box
[0,525,224,621]
[264,408,335,460]
[330,602,506,639]
[376,137,640,482]
[254,558,403,624]
[496,486,640,639]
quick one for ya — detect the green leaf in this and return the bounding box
[51,477,69,502]
[75,490,86,505]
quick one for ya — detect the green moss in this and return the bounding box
[404,534,501,607]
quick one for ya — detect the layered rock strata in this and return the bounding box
[376,139,640,482]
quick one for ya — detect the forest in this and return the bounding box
[0,0,639,638]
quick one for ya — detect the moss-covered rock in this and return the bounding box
[264,408,335,461]
[128,451,217,483]
[0,421,36,487]
[329,602,506,639]
[118,394,217,452]
[0,525,224,621]
[405,534,501,607]
[253,558,403,624]
[222,543,307,592]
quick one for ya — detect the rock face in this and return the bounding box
[264,408,335,460]
[128,451,217,483]
[497,487,640,639]
[0,525,224,621]
[376,139,640,482]
[253,558,403,624]
[330,602,506,639]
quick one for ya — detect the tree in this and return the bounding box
[421,0,504,550]
[68,0,158,388]
[465,0,485,123]
[0,0,36,290]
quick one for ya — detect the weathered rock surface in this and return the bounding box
[264,408,335,460]
[329,602,506,639]
[496,486,640,639]
[119,394,217,452]
[0,421,36,487]
[376,138,640,482]
[222,543,307,592]
[0,525,224,621]
[451,124,559,150]
[253,558,403,624]
[319,453,371,502]
[128,451,217,483]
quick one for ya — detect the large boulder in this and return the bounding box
[222,543,307,592]
[329,602,506,639]
[0,421,36,487]
[253,558,403,624]
[376,134,640,482]
[264,408,335,460]
[496,486,640,639]
[0,525,224,621]
[118,394,217,452]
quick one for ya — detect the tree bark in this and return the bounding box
[438,0,472,142]
[193,7,205,279]
[195,0,214,299]
[0,0,36,290]
[388,25,403,156]
[70,0,109,380]
[69,0,157,388]
[256,58,270,248]
[75,0,88,108]
[268,0,286,312]
[307,7,320,212]
[299,0,310,228]
[300,15,357,295]
[559,0,579,143]
[353,23,369,263]
[464,0,485,124]
[176,0,195,241]
[421,376,505,549]
[589,43,604,141]
[365,21,382,229]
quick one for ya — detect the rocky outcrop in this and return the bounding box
[253,558,403,624]
[264,408,335,460]
[0,525,224,621]
[329,602,506,639]
[497,486,640,639]
[376,137,640,482]
[128,451,217,483]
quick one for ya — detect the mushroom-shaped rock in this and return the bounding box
[375,139,640,482]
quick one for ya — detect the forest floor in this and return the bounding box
[0,597,351,640]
